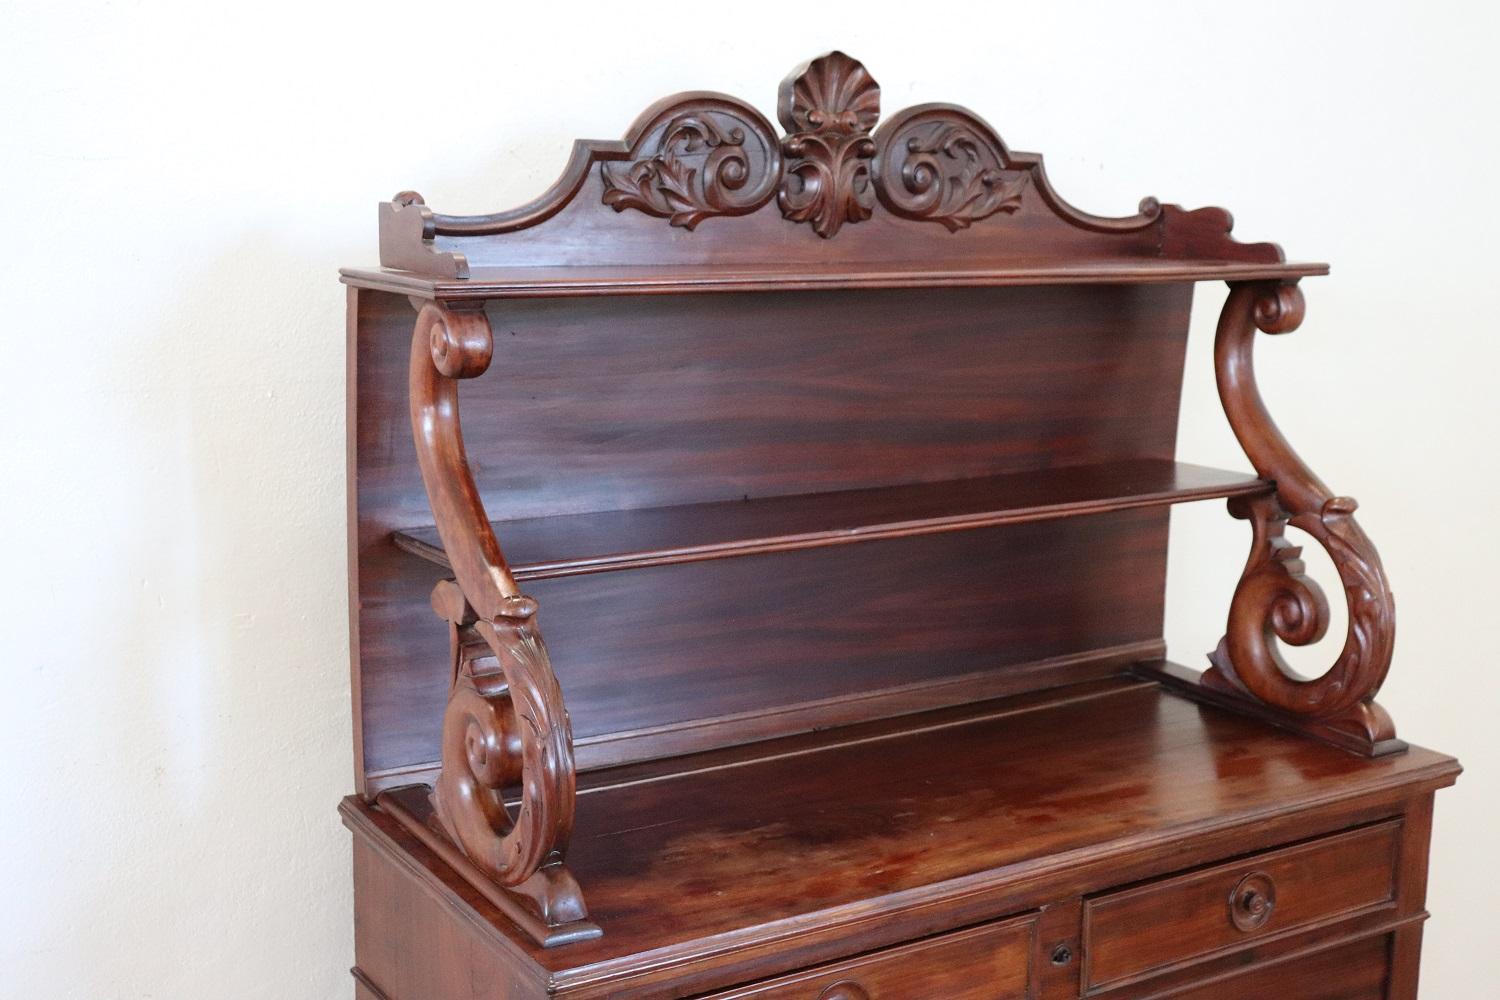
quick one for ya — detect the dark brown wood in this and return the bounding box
[390,459,1268,579]
[341,49,1456,1000]
[387,512,1175,784]
[1199,282,1399,755]
[1082,820,1400,991]
[340,259,1327,301]
[342,681,1457,998]
[407,299,589,938]
[354,51,1308,286]
[1388,793,1438,998]
[1138,661,1408,757]
[350,280,1199,785]
[695,915,1034,998]
[1163,934,1392,1000]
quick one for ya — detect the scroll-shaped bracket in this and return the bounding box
[1203,281,1401,756]
[389,301,596,945]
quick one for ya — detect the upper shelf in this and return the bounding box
[347,52,1323,300]
[392,459,1268,580]
[340,258,1328,300]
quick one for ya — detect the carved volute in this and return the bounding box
[406,303,591,937]
[1205,282,1399,752]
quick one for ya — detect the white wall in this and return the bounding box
[2,2,1494,997]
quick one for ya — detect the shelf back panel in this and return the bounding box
[349,282,1195,785]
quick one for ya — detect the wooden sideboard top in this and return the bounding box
[343,677,1459,989]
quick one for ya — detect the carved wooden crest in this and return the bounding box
[375,51,1289,273]
[600,51,1037,239]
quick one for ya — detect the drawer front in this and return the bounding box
[1082,821,1401,992]
[699,916,1035,1000]
[1167,933,1391,1000]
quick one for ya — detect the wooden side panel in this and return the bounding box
[350,283,1194,782]
[352,837,541,1000]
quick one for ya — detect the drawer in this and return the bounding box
[699,915,1035,999]
[1082,820,1401,992]
[1165,933,1390,1000]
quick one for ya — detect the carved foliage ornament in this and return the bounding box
[601,98,780,230]
[875,107,1030,232]
[599,52,1032,237]
[776,51,881,238]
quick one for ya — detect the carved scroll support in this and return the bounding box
[378,300,597,946]
[1193,281,1402,756]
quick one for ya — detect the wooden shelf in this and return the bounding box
[361,677,1459,976]
[341,258,1328,300]
[391,459,1268,580]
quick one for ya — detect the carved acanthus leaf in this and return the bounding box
[601,102,779,229]
[876,111,1029,231]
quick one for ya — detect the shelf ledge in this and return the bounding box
[343,259,1327,301]
[392,459,1270,580]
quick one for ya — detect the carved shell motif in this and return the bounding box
[776,51,882,238]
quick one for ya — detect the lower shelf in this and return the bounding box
[346,672,1458,994]
[391,459,1267,580]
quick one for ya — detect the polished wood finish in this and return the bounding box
[391,459,1269,579]
[351,281,1198,785]
[1166,935,1392,1000]
[1082,820,1400,991]
[348,51,1306,286]
[407,300,591,935]
[341,50,1456,998]
[1199,282,1398,755]
[341,258,1328,301]
[695,916,1034,999]
[341,681,1457,997]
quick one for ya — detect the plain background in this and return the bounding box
[2,2,1496,996]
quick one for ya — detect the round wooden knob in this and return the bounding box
[1229,871,1277,931]
[818,981,870,1000]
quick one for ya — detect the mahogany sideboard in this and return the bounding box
[339,52,1460,1000]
